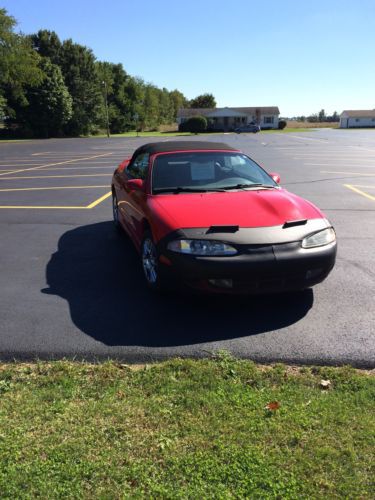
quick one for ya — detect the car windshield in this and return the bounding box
[152,152,276,193]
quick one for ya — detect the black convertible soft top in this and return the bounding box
[131,141,238,159]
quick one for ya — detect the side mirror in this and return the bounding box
[269,172,281,184]
[127,179,145,192]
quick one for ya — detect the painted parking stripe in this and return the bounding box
[344,184,375,202]
[28,165,115,171]
[274,134,329,143]
[0,173,112,180]
[0,185,108,192]
[86,191,112,208]
[0,205,88,209]
[0,153,113,177]
[321,171,375,176]
[305,163,375,167]
[0,190,112,210]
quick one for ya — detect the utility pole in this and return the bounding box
[102,81,110,138]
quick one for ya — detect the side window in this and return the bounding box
[127,153,150,179]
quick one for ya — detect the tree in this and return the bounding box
[58,39,103,135]
[18,59,72,137]
[189,93,216,108]
[180,115,207,133]
[169,89,188,120]
[318,109,326,122]
[0,8,43,124]
[29,29,62,65]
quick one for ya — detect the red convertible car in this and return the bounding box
[111,141,336,293]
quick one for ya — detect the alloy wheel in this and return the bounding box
[142,237,158,284]
[112,193,119,225]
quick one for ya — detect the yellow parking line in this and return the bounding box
[321,171,375,176]
[86,191,112,208]
[0,185,108,192]
[0,189,112,210]
[0,153,113,177]
[0,173,111,180]
[0,205,89,209]
[344,184,375,202]
[349,184,375,190]
[0,163,51,167]
[33,165,115,171]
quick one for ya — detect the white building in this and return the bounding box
[340,110,375,128]
[177,107,280,131]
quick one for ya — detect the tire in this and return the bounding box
[112,191,121,230]
[141,231,169,292]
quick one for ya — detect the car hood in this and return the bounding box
[150,188,323,231]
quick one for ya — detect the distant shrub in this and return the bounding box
[180,115,207,133]
[278,120,287,130]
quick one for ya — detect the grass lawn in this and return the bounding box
[91,131,194,138]
[0,356,373,498]
[91,129,317,139]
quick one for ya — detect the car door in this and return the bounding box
[118,152,150,245]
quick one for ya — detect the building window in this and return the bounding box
[242,117,246,123]
[355,119,360,122]
[372,118,375,122]
[264,116,274,124]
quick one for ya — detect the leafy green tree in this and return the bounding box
[123,76,145,131]
[190,93,216,108]
[142,85,160,130]
[0,8,43,124]
[58,39,103,135]
[96,61,137,133]
[158,88,174,124]
[17,59,72,137]
[169,89,188,120]
[29,29,62,65]
[0,94,6,122]
[318,109,326,122]
[180,115,207,133]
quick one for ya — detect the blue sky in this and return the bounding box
[3,0,375,116]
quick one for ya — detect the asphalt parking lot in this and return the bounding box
[0,130,374,367]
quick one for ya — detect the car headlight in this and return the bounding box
[167,239,237,256]
[302,227,336,248]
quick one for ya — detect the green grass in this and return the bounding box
[91,131,195,138]
[92,128,321,138]
[0,356,373,498]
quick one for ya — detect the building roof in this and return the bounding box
[341,110,375,118]
[177,106,280,118]
[131,141,237,158]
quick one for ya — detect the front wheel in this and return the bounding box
[112,191,120,230]
[141,231,171,292]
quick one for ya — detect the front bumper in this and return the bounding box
[157,223,337,294]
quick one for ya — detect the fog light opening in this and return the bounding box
[208,278,233,289]
[306,268,323,279]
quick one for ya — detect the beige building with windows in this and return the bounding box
[177,107,280,131]
[340,110,375,128]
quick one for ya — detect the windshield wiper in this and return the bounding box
[220,183,276,190]
[153,187,226,194]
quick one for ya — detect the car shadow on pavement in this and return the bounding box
[42,221,314,347]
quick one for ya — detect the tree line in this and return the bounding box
[0,8,216,138]
[292,109,340,123]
